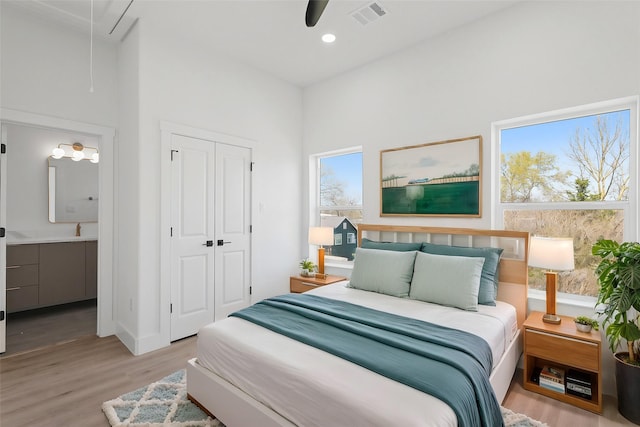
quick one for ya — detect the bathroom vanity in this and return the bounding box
[6,239,97,313]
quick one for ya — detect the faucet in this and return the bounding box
[76,223,81,237]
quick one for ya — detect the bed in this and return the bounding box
[187,224,530,427]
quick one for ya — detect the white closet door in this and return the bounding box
[170,134,216,341]
[214,143,251,320]
[169,134,252,340]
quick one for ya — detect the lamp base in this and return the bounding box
[542,313,562,324]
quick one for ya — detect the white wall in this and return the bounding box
[115,21,141,347]
[0,5,118,127]
[117,18,303,353]
[302,1,640,396]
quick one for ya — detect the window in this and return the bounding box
[311,149,363,262]
[493,98,637,298]
[334,234,343,245]
[347,233,356,244]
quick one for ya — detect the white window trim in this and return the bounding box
[491,96,639,303]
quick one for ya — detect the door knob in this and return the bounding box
[203,240,214,247]
[217,240,232,246]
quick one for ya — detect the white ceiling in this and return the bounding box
[4,0,520,87]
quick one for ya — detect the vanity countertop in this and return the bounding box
[6,230,97,245]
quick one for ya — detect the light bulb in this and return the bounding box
[72,150,85,161]
[52,147,65,159]
[90,152,99,163]
[322,33,336,43]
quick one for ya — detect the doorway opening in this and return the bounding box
[1,123,98,356]
[0,109,115,356]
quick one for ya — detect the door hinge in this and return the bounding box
[170,149,179,161]
[170,227,173,237]
[249,225,252,233]
[170,303,173,314]
[249,286,252,295]
[1,143,5,154]
[0,227,5,238]
[250,162,254,172]
[0,310,4,321]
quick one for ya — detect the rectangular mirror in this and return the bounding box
[48,157,99,223]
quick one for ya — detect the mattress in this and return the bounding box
[196,282,518,427]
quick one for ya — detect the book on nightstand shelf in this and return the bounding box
[539,365,565,393]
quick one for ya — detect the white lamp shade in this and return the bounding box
[529,236,575,271]
[308,227,334,246]
[90,152,100,163]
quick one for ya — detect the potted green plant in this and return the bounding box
[299,258,316,277]
[574,316,599,333]
[592,239,640,424]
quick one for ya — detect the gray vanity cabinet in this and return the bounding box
[6,241,98,313]
[39,242,87,306]
[6,244,40,312]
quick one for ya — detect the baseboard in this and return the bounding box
[115,324,137,355]
[135,333,170,355]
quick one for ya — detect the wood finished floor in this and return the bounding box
[0,310,637,427]
[0,335,197,426]
[1,300,97,357]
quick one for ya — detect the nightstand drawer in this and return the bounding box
[290,278,322,293]
[289,275,347,293]
[526,329,599,372]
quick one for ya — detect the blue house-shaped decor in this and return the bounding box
[320,216,358,261]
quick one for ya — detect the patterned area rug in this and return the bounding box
[102,370,224,427]
[502,407,549,427]
[102,369,548,427]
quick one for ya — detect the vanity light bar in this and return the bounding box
[51,142,99,163]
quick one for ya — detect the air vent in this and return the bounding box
[351,1,388,26]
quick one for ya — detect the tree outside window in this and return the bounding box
[496,101,635,298]
[319,151,363,224]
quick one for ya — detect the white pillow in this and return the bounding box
[349,247,417,297]
[409,251,485,311]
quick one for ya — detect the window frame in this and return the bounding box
[491,96,639,300]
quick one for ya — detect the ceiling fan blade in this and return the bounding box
[305,0,330,27]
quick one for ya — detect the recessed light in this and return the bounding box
[322,33,336,43]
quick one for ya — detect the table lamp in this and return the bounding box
[528,236,575,324]
[308,227,334,276]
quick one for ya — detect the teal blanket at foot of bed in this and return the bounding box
[230,293,504,427]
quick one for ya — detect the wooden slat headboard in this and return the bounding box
[357,224,529,328]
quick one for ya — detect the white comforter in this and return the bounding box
[196,283,517,427]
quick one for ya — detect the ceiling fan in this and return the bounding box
[305,0,330,27]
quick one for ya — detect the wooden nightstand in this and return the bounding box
[290,274,347,293]
[523,311,602,413]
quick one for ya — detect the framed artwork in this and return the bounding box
[380,135,482,217]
